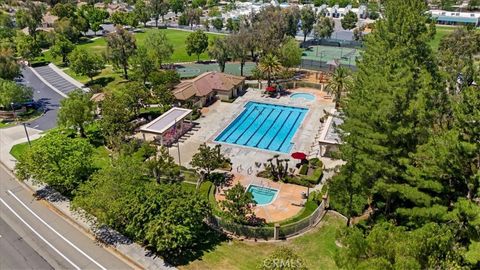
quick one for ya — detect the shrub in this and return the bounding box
[299,164,309,175]
[301,167,323,185]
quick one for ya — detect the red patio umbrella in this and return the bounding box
[265,86,276,92]
[291,152,307,160]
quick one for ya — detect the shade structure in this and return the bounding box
[266,86,276,92]
[291,152,307,160]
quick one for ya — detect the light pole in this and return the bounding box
[10,102,16,121]
[22,123,31,147]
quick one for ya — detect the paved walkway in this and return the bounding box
[0,126,43,169]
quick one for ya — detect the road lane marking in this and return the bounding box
[7,190,107,270]
[0,197,81,270]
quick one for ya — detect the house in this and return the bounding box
[41,13,58,28]
[172,72,245,107]
[429,10,480,26]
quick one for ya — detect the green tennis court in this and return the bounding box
[302,45,361,66]
[176,62,257,78]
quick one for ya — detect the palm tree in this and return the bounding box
[258,54,282,87]
[325,66,352,108]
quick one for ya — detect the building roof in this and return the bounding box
[172,72,245,101]
[140,107,192,134]
[319,108,343,145]
[429,10,480,23]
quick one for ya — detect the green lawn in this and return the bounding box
[181,213,344,270]
[44,28,222,65]
[430,26,455,51]
[10,141,34,159]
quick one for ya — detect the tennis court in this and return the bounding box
[176,62,257,78]
[302,45,361,66]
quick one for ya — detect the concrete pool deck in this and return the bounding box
[215,173,308,223]
[169,86,335,222]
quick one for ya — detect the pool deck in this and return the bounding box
[215,173,308,223]
[171,87,335,222]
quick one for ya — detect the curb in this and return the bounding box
[0,161,145,270]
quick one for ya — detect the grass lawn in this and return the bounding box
[181,213,344,270]
[44,28,222,65]
[430,26,455,51]
[10,141,34,160]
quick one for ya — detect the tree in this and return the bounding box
[58,89,94,138]
[341,11,358,30]
[225,18,239,33]
[115,82,149,117]
[300,6,316,43]
[283,6,300,37]
[258,54,281,87]
[100,92,133,149]
[141,32,173,70]
[149,0,169,27]
[106,26,137,79]
[110,11,129,26]
[69,48,105,82]
[190,143,228,189]
[261,247,307,270]
[15,32,40,61]
[16,132,94,196]
[220,183,255,224]
[130,46,156,84]
[325,66,352,108]
[208,37,229,72]
[185,30,209,62]
[227,30,249,76]
[278,36,302,70]
[51,3,76,19]
[169,0,186,15]
[211,18,223,31]
[134,0,151,27]
[202,18,210,31]
[0,48,20,80]
[467,0,480,10]
[15,0,44,39]
[145,147,182,184]
[53,18,81,43]
[314,16,334,40]
[50,34,74,64]
[184,7,202,30]
[0,79,33,109]
[192,0,207,8]
[0,13,15,39]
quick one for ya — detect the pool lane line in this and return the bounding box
[268,111,301,152]
[275,111,305,152]
[216,104,259,142]
[245,108,282,147]
[237,107,276,145]
[256,109,291,149]
[265,111,294,151]
[215,106,250,141]
[229,107,267,144]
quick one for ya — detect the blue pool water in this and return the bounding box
[215,102,308,153]
[290,93,315,101]
[247,185,278,205]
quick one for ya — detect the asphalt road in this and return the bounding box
[20,68,63,131]
[0,165,133,270]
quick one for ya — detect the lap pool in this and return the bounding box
[215,102,308,153]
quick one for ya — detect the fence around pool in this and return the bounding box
[207,197,328,241]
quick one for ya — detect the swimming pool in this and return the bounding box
[247,185,278,205]
[291,93,315,101]
[215,102,308,153]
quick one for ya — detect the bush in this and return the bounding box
[299,164,309,175]
[309,157,322,168]
[284,175,311,187]
[301,167,323,185]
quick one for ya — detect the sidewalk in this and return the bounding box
[0,126,175,270]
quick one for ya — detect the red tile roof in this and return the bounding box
[173,72,245,101]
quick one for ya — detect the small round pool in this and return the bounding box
[247,185,278,205]
[290,93,315,101]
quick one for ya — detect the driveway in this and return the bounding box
[20,68,64,131]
